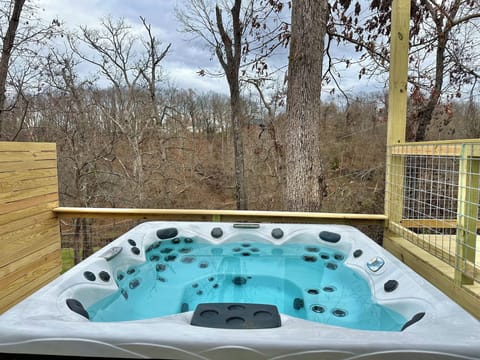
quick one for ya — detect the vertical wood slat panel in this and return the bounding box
[0,141,61,314]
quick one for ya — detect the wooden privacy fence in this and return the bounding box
[0,141,61,313]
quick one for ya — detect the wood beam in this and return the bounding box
[386,0,410,147]
[385,0,411,226]
[53,207,387,225]
[455,151,480,285]
[391,141,480,157]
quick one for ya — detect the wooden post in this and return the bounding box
[385,0,410,226]
[455,145,480,285]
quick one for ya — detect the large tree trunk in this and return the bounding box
[0,0,25,139]
[284,0,328,211]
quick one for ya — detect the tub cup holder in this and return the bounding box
[367,256,385,272]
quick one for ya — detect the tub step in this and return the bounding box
[190,303,281,329]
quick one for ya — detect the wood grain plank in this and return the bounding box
[0,141,56,152]
[390,144,462,156]
[390,142,480,157]
[0,249,61,299]
[0,175,58,194]
[0,242,59,278]
[0,141,61,314]
[0,267,59,314]
[386,0,409,146]
[0,222,60,268]
[455,157,480,285]
[0,210,57,236]
[0,201,58,227]
[53,207,387,225]
[0,167,57,181]
[0,192,58,215]
[0,159,57,172]
[0,150,57,162]
[0,184,58,203]
[400,219,459,228]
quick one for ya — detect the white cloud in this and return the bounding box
[38,0,111,28]
[166,64,228,94]
[36,0,229,94]
[35,0,382,97]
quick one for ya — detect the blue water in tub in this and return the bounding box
[87,236,406,331]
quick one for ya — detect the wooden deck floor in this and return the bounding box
[384,230,480,319]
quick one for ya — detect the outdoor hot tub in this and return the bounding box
[0,222,479,359]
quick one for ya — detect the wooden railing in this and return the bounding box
[384,140,480,318]
[53,207,387,225]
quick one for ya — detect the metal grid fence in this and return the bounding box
[60,218,145,271]
[386,142,480,285]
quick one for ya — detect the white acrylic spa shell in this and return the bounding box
[0,222,479,359]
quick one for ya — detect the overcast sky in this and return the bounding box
[35,0,387,98]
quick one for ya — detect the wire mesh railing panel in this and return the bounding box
[387,142,480,284]
[403,154,459,227]
[59,218,145,272]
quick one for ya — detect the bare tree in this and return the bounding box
[0,0,61,139]
[68,16,170,205]
[139,16,171,126]
[409,0,480,140]
[284,0,328,211]
[177,0,247,209]
[245,78,286,200]
[464,83,480,138]
[0,0,24,138]
[328,0,480,141]
[176,0,287,209]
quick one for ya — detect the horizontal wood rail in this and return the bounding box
[390,139,480,156]
[53,207,387,225]
[400,219,480,229]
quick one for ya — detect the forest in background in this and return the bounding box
[16,86,480,262]
[6,85,478,214]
